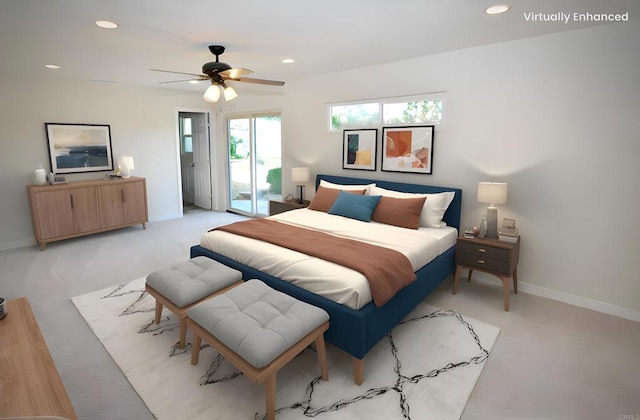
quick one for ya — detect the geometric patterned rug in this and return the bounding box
[72,278,500,420]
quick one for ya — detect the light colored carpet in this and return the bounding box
[72,277,500,420]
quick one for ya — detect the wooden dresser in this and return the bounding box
[0,298,78,419]
[27,177,148,250]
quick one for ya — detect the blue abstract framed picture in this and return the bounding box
[45,123,114,174]
[342,128,377,171]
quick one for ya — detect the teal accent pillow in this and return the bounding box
[328,191,382,222]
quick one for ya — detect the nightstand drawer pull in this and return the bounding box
[478,248,486,253]
[477,259,485,264]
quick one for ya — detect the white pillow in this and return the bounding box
[369,185,455,228]
[319,180,376,195]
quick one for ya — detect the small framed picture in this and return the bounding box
[342,129,377,171]
[381,125,434,174]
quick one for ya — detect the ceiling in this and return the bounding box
[1,0,637,96]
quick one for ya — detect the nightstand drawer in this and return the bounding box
[457,241,508,260]
[457,253,509,274]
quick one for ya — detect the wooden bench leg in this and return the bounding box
[191,332,202,365]
[179,317,188,349]
[352,357,364,385]
[265,372,277,420]
[315,334,329,381]
[154,300,162,324]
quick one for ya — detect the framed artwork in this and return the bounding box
[342,129,377,171]
[45,123,114,174]
[381,125,434,174]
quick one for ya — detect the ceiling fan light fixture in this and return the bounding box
[203,84,221,103]
[223,85,238,101]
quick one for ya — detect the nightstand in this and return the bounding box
[268,199,310,216]
[452,235,520,311]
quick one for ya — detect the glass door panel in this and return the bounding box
[255,115,281,215]
[227,114,281,216]
[228,118,252,215]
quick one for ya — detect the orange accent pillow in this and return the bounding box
[371,195,427,229]
[308,186,366,212]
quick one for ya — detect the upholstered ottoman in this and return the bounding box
[187,279,330,420]
[145,256,242,349]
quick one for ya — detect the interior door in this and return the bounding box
[192,113,212,210]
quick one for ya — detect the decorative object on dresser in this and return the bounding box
[343,128,377,171]
[291,167,310,204]
[44,123,114,174]
[117,155,135,178]
[268,199,310,216]
[453,235,520,311]
[27,177,148,250]
[477,181,508,238]
[382,125,434,174]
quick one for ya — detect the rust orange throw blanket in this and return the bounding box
[214,219,417,307]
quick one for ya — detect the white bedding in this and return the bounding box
[200,209,457,310]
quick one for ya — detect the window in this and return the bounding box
[329,92,446,131]
[180,117,193,153]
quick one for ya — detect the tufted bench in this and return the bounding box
[145,257,243,349]
[187,279,330,420]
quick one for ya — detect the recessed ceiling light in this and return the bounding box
[95,20,118,29]
[485,5,510,15]
[45,64,61,70]
[282,58,295,64]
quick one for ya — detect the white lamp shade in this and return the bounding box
[477,182,508,205]
[223,85,238,101]
[118,156,134,178]
[203,84,221,103]
[291,167,310,184]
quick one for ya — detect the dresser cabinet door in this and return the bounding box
[98,184,125,228]
[122,180,147,224]
[70,186,101,233]
[33,190,75,240]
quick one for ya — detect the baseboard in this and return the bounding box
[0,237,37,252]
[470,276,640,322]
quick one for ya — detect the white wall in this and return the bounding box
[0,79,209,249]
[0,78,285,250]
[282,21,640,317]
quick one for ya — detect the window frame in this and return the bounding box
[327,92,447,131]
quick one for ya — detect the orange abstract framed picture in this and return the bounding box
[381,125,434,174]
[343,129,377,171]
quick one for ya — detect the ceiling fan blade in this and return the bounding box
[150,68,205,78]
[219,68,253,78]
[223,76,285,86]
[159,78,207,84]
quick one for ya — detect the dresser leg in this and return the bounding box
[513,268,518,294]
[502,277,510,311]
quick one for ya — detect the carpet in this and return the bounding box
[72,278,500,420]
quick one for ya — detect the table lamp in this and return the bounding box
[477,181,508,238]
[118,156,135,178]
[291,167,310,204]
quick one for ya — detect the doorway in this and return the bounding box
[178,111,212,212]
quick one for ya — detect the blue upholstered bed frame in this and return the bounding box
[190,174,462,380]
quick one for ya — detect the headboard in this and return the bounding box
[315,174,462,231]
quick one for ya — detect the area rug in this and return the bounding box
[72,278,500,420]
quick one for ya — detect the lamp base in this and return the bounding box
[485,206,499,238]
[296,185,305,204]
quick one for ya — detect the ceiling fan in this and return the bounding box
[150,45,285,103]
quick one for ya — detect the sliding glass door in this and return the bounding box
[227,114,281,216]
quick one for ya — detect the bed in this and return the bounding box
[190,174,462,384]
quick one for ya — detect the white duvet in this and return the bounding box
[200,209,457,309]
